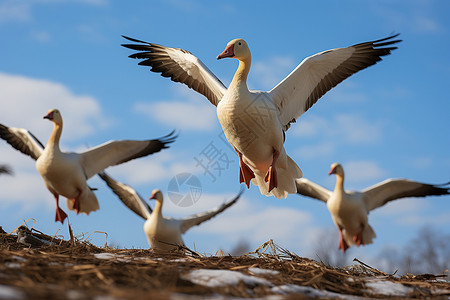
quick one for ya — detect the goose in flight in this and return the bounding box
[295,163,450,252]
[122,34,401,199]
[0,109,176,223]
[98,172,243,253]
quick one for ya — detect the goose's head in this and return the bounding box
[43,109,62,125]
[149,189,163,202]
[328,163,344,177]
[217,39,250,61]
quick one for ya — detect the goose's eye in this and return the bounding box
[238,42,242,46]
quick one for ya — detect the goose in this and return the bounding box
[0,109,176,224]
[295,163,450,252]
[122,34,401,199]
[98,171,243,253]
[0,164,13,175]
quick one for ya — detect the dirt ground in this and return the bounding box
[0,225,449,300]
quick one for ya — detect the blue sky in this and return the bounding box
[1,0,449,266]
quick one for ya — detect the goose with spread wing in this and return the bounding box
[98,172,243,253]
[122,34,401,199]
[296,163,450,252]
[0,109,176,224]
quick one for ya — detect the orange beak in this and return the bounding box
[217,43,235,60]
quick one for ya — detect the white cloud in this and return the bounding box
[103,151,199,186]
[292,113,383,145]
[296,142,335,159]
[252,56,296,89]
[0,72,111,142]
[0,0,107,24]
[0,2,31,23]
[343,160,387,184]
[133,99,217,131]
[185,196,315,251]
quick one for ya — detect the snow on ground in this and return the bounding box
[0,285,25,300]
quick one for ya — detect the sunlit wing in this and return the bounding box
[98,171,152,220]
[0,124,45,161]
[295,178,332,203]
[269,34,401,131]
[122,35,227,106]
[80,131,176,179]
[362,179,450,212]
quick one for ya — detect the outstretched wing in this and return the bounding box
[179,188,243,234]
[295,178,332,203]
[98,171,152,220]
[269,34,401,131]
[0,124,45,161]
[80,131,176,179]
[362,179,450,212]
[122,35,227,106]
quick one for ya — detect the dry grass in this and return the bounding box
[0,225,449,299]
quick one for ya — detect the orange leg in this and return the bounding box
[234,147,254,188]
[338,228,349,253]
[71,190,82,214]
[264,150,279,192]
[53,193,68,224]
[353,225,364,247]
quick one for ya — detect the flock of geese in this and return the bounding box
[1,34,449,253]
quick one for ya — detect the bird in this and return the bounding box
[0,108,177,224]
[98,171,243,253]
[122,34,401,199]
[295,162,450,252]
[0,164,13,176]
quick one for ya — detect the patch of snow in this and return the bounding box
[5,262,21,268]
[0,285,25,300]
[248,267,279,276]
[11,256,26,262]
[93,253,116,260]
[171,293,283,300]
[182,269,272,288]
[272,284,364,299]
[66,289,86,300]
[365,280,412,296]
[170,258,188,262]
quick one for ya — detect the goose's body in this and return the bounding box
[0,109,176,223]
[122,34,401,199]
[296,163,450,252]
[98,172,242,253]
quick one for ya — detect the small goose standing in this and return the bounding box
[296,163,450,252]
[98,172,243,253]
[0,109,176,223]
[122,34,401,199]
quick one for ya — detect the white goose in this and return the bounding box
[0,109,176,223]
[296,163,450,252]
[98,172,243,253]
[122,34,401,199]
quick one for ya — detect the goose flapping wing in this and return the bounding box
[80,131,176,179]
[122,36,227,106]
[295,178,332,203]
[98,171,152,220]
[179,188,243,234]
[362,179,450,212]
[0,124,45,160]
[269,34,401,131]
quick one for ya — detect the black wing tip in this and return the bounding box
[160,130,178,147]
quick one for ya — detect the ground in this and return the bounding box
[0,225,449,300]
